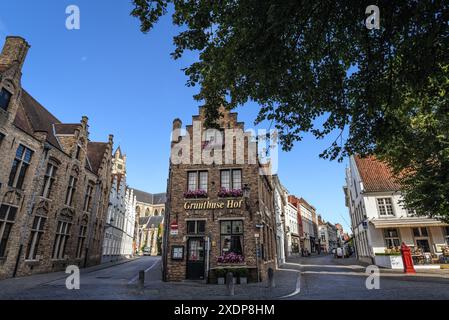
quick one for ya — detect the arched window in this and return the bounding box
[154,210,159,216]
[145,208,150,216]
[136,206,140,214]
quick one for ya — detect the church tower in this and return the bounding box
[112,146,126,177]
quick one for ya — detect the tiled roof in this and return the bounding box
[298,197,316,212]
[139,216,151,226]
[148,215,164,227]
[87,142,108,174]
[354,155,401,192]
[15,90,62,149]
[54,123,81,135]
[132,189,166,205]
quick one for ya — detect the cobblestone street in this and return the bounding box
[1,255,449,300]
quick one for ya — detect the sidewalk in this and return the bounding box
[141,268,300,300]
[0,256,140,298]
[313,254,449,279]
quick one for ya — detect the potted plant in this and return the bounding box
[237,268,249,284]
[216,268,226,285]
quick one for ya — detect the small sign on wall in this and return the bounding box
[170,221,179,236]
[171,246,184,260]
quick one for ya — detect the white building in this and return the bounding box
[344,155,449,268]
[102,147,137,262]
[273,175,287,265]
[318,217,338,253]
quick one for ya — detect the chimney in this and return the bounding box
[0,36,30,70]
[171,118,182,143]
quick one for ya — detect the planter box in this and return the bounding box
[239,277,247,284]
[374,255,404,269]
[217,277,225,285]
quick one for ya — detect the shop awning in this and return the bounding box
[370,218,448,229]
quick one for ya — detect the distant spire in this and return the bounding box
[114,146,123,158]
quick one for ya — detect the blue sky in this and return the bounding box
[0,1,351,231]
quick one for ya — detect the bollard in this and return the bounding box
[268,268,275,289]
[226,272,235,296]
[138,270,145,289]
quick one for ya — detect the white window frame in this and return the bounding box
[383,228,400,249]
[376,198,395,217]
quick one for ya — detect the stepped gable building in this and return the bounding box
[102,147,137,262]
[0,36,113,279]
[163,106,276,282]
[345,155,449,267]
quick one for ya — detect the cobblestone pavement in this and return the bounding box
[282,254,449,300]
[1,254,449,300]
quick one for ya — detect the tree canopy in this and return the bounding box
[131,1,449,220]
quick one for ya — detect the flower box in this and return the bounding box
[183,190,208,199]
[218,188,243,198]
[217,252,245,264]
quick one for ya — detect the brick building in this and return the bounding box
[0,36,113,279]
[163,106,277,283]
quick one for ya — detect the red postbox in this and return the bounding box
[400,242,416,274]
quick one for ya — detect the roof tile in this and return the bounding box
[354,155,402,192]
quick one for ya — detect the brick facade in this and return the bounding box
[0,36,113,280]
[163,106,277,283]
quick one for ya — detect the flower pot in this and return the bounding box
[240,277,247,284]
[217,277,225,285]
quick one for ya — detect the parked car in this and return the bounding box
[336,247,345,258]
[142,247,152,256]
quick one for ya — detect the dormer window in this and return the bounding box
[0,88,12,111]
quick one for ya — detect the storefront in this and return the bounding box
[369,221,449,268]
[163,107,277,282]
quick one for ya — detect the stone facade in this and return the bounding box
[0,36,113,280]
[163,106,277,283]
[102,148,137,262]
[132,190,166,254]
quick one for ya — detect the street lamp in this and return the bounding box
[242,184,252,220]
[242,184,251,199]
